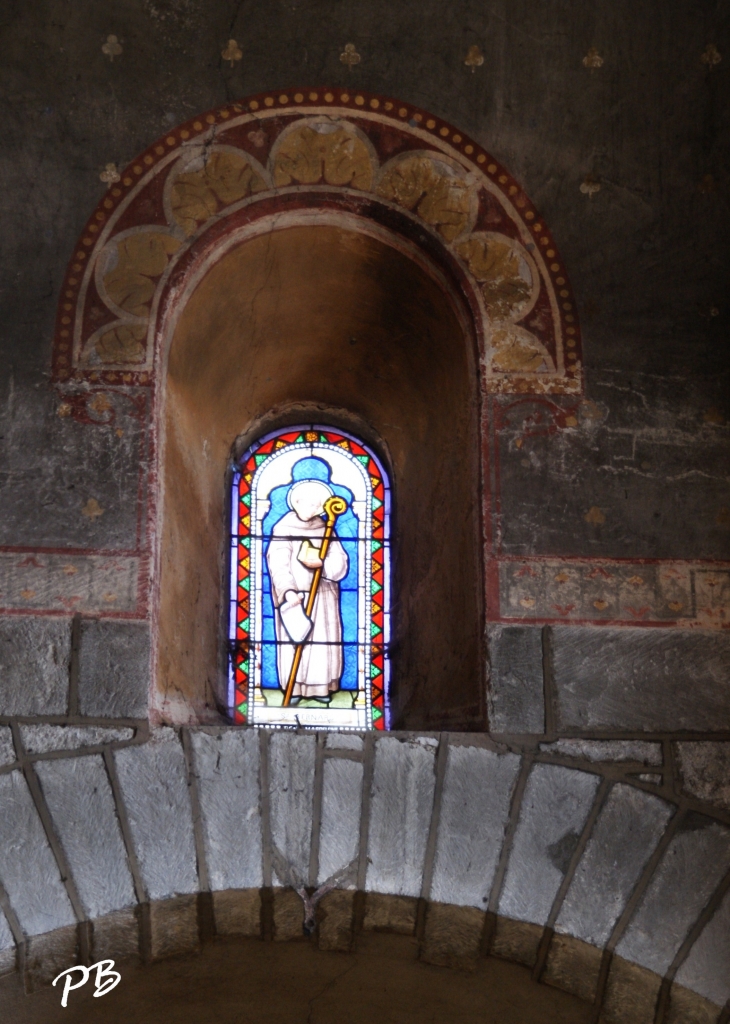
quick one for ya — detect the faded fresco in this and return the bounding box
[51,90,581,396]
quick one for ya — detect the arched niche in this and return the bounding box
[155,216,484,729]
[50,89,584,726]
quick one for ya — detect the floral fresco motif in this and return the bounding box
[52,90,582,392]
[455,234,535,321]
[169,149,267,236]
[272,121,374,189]
[377,153,473,242]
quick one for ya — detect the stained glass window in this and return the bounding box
[228,426,391,730]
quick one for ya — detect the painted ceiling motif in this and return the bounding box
[52,90,582,394]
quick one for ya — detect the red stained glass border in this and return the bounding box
[231,427,389,728]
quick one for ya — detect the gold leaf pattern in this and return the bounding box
[170,151,267,236]
[456,236,533,320]
[103,231,181,317]
[273,125,373,190]
[95,323,147,364]
[490,326,551,373]
[377,155,472,242]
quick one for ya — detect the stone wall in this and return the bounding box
[1,637,729,1020]
[1,0,729,1018]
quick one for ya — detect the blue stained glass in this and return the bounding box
[228,425,391,730]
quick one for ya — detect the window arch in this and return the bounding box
[229,425,391,731]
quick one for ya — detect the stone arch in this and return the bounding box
[1,728,727,1023]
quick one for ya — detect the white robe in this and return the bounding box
[266,511,349,698]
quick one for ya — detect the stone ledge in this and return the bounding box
[362,892,417,934]
[317,890,356,952]
[24,925,78,991]
[212,888,261,937]
[543,933,602,1004]
[420,902,484,970]
[91,907,139,963]
[667,981,724,1024]
[491,917,543,967]
[600,957,663,1024]
[149,895,199,961]
[2,891,724,1022]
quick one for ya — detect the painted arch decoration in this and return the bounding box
[52,89,582,395]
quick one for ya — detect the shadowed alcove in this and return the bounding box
[156,217,484,729]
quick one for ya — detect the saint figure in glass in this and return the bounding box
[229,426,390,731]
[267,477,348,704]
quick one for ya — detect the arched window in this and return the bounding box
[228,425,391,731]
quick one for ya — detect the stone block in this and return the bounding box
[675,885,730,1008]
[317,889,355,952]
[0,615,70,715]
[499,763,599,925]
[190,729,262,891]
[616,817,730,975]
[420,902,484,970]
[553,627,730,731]
[149,895,199,960]
[325,733,363,751]
[556,783,673,947]
[25,925,78,989]
[491,916,542,967]
[269,732,316,887]
[667,984,723,1024]
[0,907,15,975]
[366,736,437,897]
[676,742,730,813]
[78,618,149,718]
[114,731,198,901]
[0,726,16,767]
[92,908,140,962]
[363,893,417,934]
[0,770,76,935]
[318,756,362,884]
[212,888,261,937]
[35,754,136,918]
[543,933,602,1003]
[431,744,520,907]
[600,956,662,1024]
[539,739,662,765]
[487,625,545,734]
[272,887,304,941]
[0,945,15,977]
[21,724,133,754]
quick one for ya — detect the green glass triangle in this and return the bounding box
[319,434,329,444]
[371,579,382,595]
[241,617,249,631]
[370,662,382,678]
[295,433,306,443]
[356,455,369,465]
[237,701,248,716]
[372,706,382,721]
[371,540,382,552]
[239,577,250,591]
[373,496,383,510]
[370,621,381,638]
[237,661,247,672]
[242,492,251,507]
[241,536,251,548]
[254,454,267,466]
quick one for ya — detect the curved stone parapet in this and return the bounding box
[1,727,729,1022]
